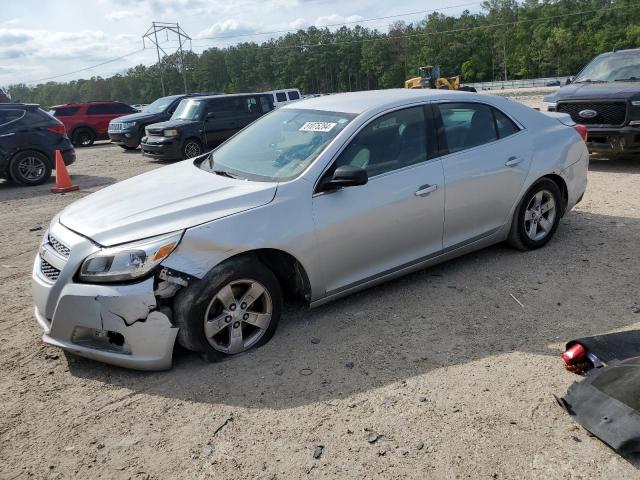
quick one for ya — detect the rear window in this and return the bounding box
[275,92,287,102]
[50,106,80,117]
[0,108,25,126]
[87,103,133,115]
[287,91,300,100]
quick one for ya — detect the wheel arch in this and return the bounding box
[71,124,97,139]
[210,248,312,303]
[541,173,568,216]
[10,147,53,165]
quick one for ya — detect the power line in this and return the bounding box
[24,48,146,84]
[190,3,640,52]
[195,1,484,41]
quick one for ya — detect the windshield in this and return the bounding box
[200,108,355,181]
[574,52,640,83]
[171,99,205,121]
[145,95,181,114]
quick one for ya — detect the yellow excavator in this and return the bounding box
[404,66,476,91]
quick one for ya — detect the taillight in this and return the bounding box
[47,124,66,135]
[573,124,588,142]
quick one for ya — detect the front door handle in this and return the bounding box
[505,156,524,167]
[415,184,438,197]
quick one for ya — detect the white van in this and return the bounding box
[267,89,301,108]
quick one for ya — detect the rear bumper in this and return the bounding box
[108,131,140,148]
[60,147,76,167]
[140,136,182,160]
[586,126,640,156]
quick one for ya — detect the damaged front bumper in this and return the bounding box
[32,222,178,370]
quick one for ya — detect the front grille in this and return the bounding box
[557,102,627,126]
[40,258,61,281]
[48,234,70,257]
[108,122,123,132]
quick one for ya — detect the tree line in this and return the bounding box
[7,0,640,107]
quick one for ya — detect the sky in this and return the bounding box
[0,0,483,87]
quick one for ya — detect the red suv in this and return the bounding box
[49,101,137,147]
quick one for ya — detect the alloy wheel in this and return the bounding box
[17,156,46,181]
[203,279,273,354]
[184,141,201,158]
[524,189,556,241]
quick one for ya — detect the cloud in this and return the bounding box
[315,14,364,27]
[2,18,22,27]
[106,10,137,21]
[196,19,259,39]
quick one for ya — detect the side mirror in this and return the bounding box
[321,165,368,191]
[206,112,216,120]
[566,77,573,85]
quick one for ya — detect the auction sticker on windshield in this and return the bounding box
[299,122,337,132]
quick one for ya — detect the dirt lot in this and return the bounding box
[2,97,640,479]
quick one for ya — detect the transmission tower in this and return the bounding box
[143,22,192,96]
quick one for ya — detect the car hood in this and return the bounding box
[145,119,200,131]
[111,111,166,124]
[60,160,277,246]
[546,82,640,102]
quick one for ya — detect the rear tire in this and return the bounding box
[508,178,561,250]
[174,256,283,362]
[119,145,138,151]
[73,128,95,147]
[9,151,52,186]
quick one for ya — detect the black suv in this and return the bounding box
[542,48,640,157]
[108,93,216,150]
[0,104,75,186]
[140,93,274,160]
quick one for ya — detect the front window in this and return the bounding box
[200,109,355,181]
[145,95,181,114]
[172,99,206,121]
[574,52,640,83]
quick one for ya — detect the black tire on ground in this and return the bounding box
[507,178,562,250]
[73,128,95,147]
[119,145,138,150]
[8,150,52,186]
[181,138,203,159]
[173,256,283,362]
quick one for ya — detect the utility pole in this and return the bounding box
[143,22,192,95]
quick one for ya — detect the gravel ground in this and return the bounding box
[1,92,640,479]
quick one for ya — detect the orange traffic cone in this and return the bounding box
[51,150,79,193]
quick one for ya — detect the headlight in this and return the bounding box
[163,129,179,137]
[541,101,557,111]
[78,231,182,283]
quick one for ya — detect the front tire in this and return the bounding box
[174,256,283,361]
[508,178,561,250]
[182,138,203,159]
[9,151,52,186]
[119,145,138,151]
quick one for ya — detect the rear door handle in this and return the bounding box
[505,156,524,167]
[415,184,438,197]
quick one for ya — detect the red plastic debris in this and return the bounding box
[562,343,593,374]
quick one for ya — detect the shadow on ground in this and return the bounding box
[589,156,640,174]
[65,205,640,420]
[0,174,117,202]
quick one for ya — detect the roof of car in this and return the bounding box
[281,88,475,115]
[50,100,124,108]
[184,93,265,101]
[0,103,39,109]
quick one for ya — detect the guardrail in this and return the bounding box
[468,77,569,90]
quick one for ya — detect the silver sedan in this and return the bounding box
[32,89,588,370]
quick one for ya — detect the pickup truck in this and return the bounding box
[542,48,640,158]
